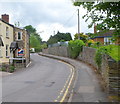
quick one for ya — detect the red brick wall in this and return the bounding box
[2,14,9,23]
[93,38,104,44]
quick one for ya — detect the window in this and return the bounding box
[0,23,1,34]
[0,47,2,58]
[6,45,9,57]
[6,27,9,37]
[18,32,22,40]
[104,37,112,45]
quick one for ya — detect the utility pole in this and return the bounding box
[78,9,80,39]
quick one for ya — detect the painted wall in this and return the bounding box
[0,20,14,64]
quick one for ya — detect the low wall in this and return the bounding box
[77,47,97,68]
[42,46,69,57]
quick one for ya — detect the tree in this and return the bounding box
[41,43,47,49]
[24,25,36,34]
[30,34,41,52]
[73,1,120,39]
[24,25,42,52]
[74,33,88,43]
[47,31,72,45]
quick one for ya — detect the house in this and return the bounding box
[0,14,30,68]
[92,24,119,45]
[10,27,30,67]
[0,14,14,64]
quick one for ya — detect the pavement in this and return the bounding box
[0,71,12,77]
[39,52,109,102]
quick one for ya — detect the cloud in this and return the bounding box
[0,0,94,41]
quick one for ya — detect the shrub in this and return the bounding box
[91,41,102,48]
[9,65,15,73]
[95,47,107,68]
[68,40,85,59]
[95,45,120,67]
[0,67,6,71]
[35,47,42,52]
[87,39,95,47]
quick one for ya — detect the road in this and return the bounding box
[2,53,74,102]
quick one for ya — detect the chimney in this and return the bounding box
[1,14,9,23]
[94,24,97,34]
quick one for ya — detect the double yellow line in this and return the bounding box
[54,61,75,102]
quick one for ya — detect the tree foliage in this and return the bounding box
[74,33,88,43]
[73,1,120,39]
[24,25,36,34]
[47,31,72,45]
[68,39,85,59]
[24,25,42,52]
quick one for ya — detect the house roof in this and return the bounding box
[97,30,114,37]
[0,18,14,27]
[91,30,114,39]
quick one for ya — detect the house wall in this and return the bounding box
[93,37,104,44]
[14,27,30,66]
[0,20,13,64]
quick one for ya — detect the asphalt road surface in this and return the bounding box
[2,53,73,102]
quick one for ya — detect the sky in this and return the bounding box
[0,0,94,41]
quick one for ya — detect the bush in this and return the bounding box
[95,45,120,67]
[0,67,6,71]
[35,47,42,52]
[91,41,102,48]
[87,39,95,47]
[9,65,15,73]
[68,40,85,59]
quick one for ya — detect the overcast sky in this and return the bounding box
[0,0,94,41]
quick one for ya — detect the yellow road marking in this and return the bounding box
[54,60,75,102]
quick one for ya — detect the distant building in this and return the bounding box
[91,24,120,45]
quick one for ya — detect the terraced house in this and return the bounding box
[0,14,14,65]
[0,14,30,68]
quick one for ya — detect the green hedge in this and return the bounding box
[95,45,120,67]
[68,40,85,59]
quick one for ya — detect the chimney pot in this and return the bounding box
[1,14,9,23]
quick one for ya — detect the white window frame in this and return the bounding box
[104,37,112,45]
[17,32,22,40]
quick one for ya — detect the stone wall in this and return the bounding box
[77,47,98,68]
[42,46,69,57]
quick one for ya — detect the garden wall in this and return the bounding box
[77,47,97,68]
[42,46,69,57]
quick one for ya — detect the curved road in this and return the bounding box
[2,54,74,102]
